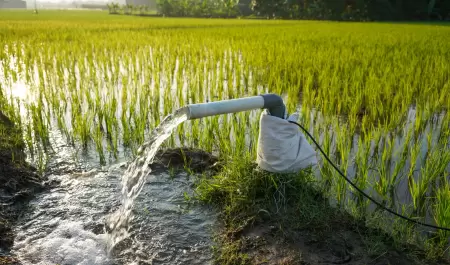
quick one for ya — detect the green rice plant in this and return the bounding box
[316,120,334,195]
[430,178,450,257]
[35,144,48,176]
[1,11,450,258]
[372,134,389,200]
[410,147,450,217]
[406,139,422,205]
[354,134,372,210]
[437,112,449,147]
[333,120,351,206]
[29,103,50,149]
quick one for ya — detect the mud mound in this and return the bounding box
[151,147,219,174]
[239,222,420,265]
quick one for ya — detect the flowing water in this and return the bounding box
[107,107,189,254]
[12,107,217,265]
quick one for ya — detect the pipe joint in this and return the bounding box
[261,94,285,119]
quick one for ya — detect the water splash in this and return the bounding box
[14,221,110,265]
[107,107,189,253]
[12,123,215,265]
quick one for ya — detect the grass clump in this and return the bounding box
[194,158,332,264]
[194,157,449,264]
[195,158,329,229]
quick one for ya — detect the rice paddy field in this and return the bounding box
[1,10,449,261]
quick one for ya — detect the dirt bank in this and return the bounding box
[193,158,450,265]
[0,111,44,261]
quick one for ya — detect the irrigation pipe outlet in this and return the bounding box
[184,94,450,232]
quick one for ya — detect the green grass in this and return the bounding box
[194,159,328,264]
[0,10,449,260]
[0,87,25,163]
[194,159,328,231]
[0,119,24,159]
[194,157,443,264]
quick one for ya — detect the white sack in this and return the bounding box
[256,110,317,173]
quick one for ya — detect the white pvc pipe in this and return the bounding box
[186,96,265,120]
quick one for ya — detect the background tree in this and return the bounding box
[124,4,133,15]
[107,2,120,14]
[152,0,449,20]
[157,0,176,15]
[250,0,285,18]
[222,0,239,17]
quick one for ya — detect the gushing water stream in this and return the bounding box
[12,107,216,265]
[107,107,189,253]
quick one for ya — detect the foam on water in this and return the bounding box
[14,221,110,265]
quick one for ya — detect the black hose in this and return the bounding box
[288,120,450,232]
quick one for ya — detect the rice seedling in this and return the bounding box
[1,10,449,259]
[410,147,450,217]
[433,179,450,251]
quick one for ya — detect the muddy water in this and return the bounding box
[12,128,216,265]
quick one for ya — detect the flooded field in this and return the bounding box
[0,10,449,263]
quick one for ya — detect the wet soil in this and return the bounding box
[0,112,44,261]
[237,219,428,265]
[217,201,450,265]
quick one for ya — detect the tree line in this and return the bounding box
[250,0,450,21]
[108,0,450,21]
